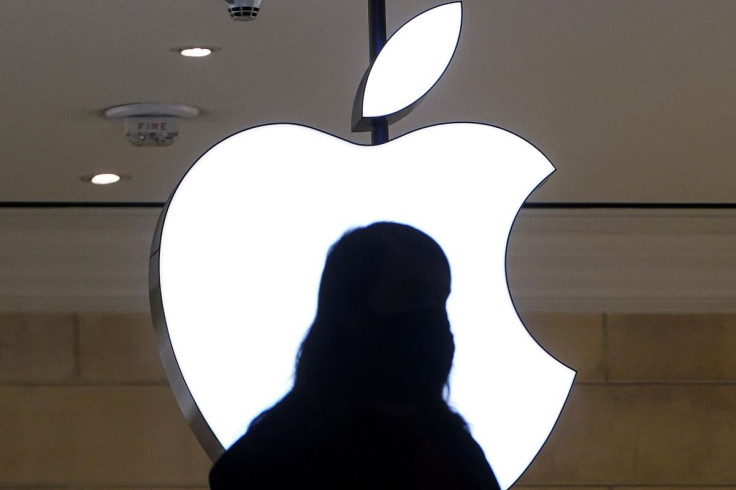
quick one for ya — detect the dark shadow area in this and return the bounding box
[210,222,500,489]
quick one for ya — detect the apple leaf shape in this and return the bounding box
[361,2,462,119]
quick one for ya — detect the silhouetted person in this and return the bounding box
[210,222,500,489]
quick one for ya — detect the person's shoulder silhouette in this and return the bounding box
[210,222,501,489]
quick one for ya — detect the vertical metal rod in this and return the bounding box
[368,0,389,145]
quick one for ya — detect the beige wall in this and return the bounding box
[1,312,735,489]
[515,312,736,489]
[0,313,211,490]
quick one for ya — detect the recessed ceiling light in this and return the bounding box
[176,47,219,57]
[88,173,122,185]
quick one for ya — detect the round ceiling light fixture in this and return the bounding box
[175,46,220,58]
[82,173,128,185]
[91,173,120,185]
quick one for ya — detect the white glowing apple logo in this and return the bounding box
[150,3,575,489]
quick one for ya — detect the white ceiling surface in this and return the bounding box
[2,1,736,314]
[2,0,736,203]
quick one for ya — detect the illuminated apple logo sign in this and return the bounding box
[150,3,575,489]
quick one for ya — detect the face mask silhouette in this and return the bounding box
[362,306,455,404]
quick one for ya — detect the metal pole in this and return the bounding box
[368,0,389,145]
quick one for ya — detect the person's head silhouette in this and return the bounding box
[294,221,454,409]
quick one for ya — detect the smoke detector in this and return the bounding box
[224,0,262,21]
[104,103,199,147]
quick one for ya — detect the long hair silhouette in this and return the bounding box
[210,222,500,490]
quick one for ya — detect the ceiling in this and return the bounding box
[2,0,736,204]
[2,1,736,314]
